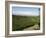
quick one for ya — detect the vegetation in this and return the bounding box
[12,15,40,31]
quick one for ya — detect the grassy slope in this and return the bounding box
[12,15,40,31]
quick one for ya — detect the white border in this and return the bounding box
[9,4,43,34]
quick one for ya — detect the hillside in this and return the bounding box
[12,15,40,31]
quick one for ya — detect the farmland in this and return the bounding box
[12,15,40,31]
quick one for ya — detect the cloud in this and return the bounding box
[12,11,39,16]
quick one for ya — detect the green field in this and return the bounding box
[12,15,40,31]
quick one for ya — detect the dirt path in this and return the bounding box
[23,24,40,31]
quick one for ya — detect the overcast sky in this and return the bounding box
[12,7,40,16]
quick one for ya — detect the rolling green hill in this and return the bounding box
[12,15,40,31]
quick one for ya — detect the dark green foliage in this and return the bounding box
[12,15,40,31]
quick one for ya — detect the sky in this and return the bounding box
[12,7,40,16]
